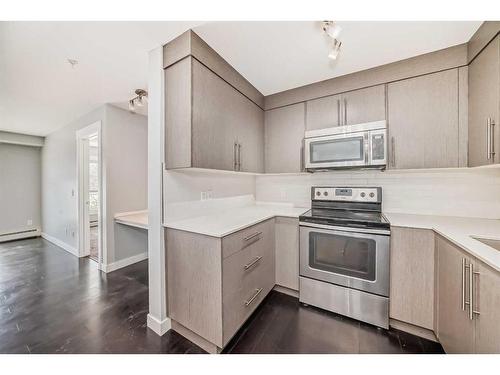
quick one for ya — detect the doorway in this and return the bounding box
[77,121,104,268]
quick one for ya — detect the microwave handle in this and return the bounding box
[337,99,341,126]
[364,134,369,164]
[390,136,396,168]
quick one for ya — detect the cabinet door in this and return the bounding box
[474,260,500,353]
[387,69,459,169]
[305,94,341,131]
[192,59,237,171]
[264,103,305,173]
[275,217,299,291]
[389,227,435,330]
[468,35,500,167]
[237,105,265,173]
[192,59,264,172]
[436,235,474,353]
[342,85,386,125]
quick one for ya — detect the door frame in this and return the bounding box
[76,121,105,269]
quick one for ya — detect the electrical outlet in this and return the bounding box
[27,219,33,226]
[201,190,213,201]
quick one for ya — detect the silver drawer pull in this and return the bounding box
[244,288,263,307]
[244,256,262,270]
[243,231,262,242]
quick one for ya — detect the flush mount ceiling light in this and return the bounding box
[322,21,342,60]
[129,89,148,113]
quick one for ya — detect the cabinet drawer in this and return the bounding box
[222,248,275,345]
[222,219,275,259]
[221,220,275,344]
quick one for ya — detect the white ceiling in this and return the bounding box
[0,21,482,136]
[194,21,482,95]
[0,21,202,136]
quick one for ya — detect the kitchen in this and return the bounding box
[144,21,500,354]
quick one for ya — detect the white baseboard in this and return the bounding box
[147,314,171,336]
[0,228,41,243]
[41,232,79,257]
[101,252,148,273]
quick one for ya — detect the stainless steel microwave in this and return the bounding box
[304,121,387,170]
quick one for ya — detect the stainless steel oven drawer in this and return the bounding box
[299,276,389,329]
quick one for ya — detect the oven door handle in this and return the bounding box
[299,222,391,236]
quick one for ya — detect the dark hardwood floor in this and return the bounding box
[0,237,444,354]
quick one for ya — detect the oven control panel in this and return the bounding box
[312,187,380,203]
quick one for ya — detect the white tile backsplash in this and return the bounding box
[256,168,500,219]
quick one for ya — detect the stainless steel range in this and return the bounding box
[299,186,391,329]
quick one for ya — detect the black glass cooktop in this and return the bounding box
[299,208,390,230]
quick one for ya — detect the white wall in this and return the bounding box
[41,106,105,249]
[256,168,500,219]
[164,169,256,205]
[0,143,42,235]
[41,104,148,264]
[104,104,148,263]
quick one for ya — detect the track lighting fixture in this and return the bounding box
[322,21,342,60]
[128,89,148,113]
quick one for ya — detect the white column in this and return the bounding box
[146,46,170,335]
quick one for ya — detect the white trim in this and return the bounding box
[0,228,41,243]
[147,46,169,336]
[76,121,106,268]
[41,232,79,257]
[101,252,148,273]
[147,314,171,336]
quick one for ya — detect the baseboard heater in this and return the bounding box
[0,228,41,243]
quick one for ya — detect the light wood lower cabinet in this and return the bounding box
[389,227,435,330]
[274,217,299,291]
[436,235,475,353]
[167,219,275,352]
[436,234,500,353]
[472,259,500,353]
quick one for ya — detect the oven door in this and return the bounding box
[299,223,390,296]
[304,131,369,169]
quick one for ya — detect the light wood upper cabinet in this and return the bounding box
[468,35,500,167]
[275,217,299,291]
[436,235,475,353]
[388,69,460,169]
[305,85,385,131]
[306,94,341,130]
[165,58,264,173]
[389,227,435,330]
[474,260,500,353]
[342,85,386,125]
[264,103,305,173]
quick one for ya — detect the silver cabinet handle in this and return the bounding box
[337,99,341,126]
[300,142,305,172]
[469,262,474,320]
[244,288,263,307]
[343,97,347,125]
[391,137,396,168]
[470,264,481,319]
[462,258,466,311]
[243,231,262,242]
[238,143,242,171]
[244,256,262,270]
[487,118,495,160]
[233,142,238,171]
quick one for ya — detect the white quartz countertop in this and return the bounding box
[114,210,148,230]
[385,212,500,273]
[164,202,308,238]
